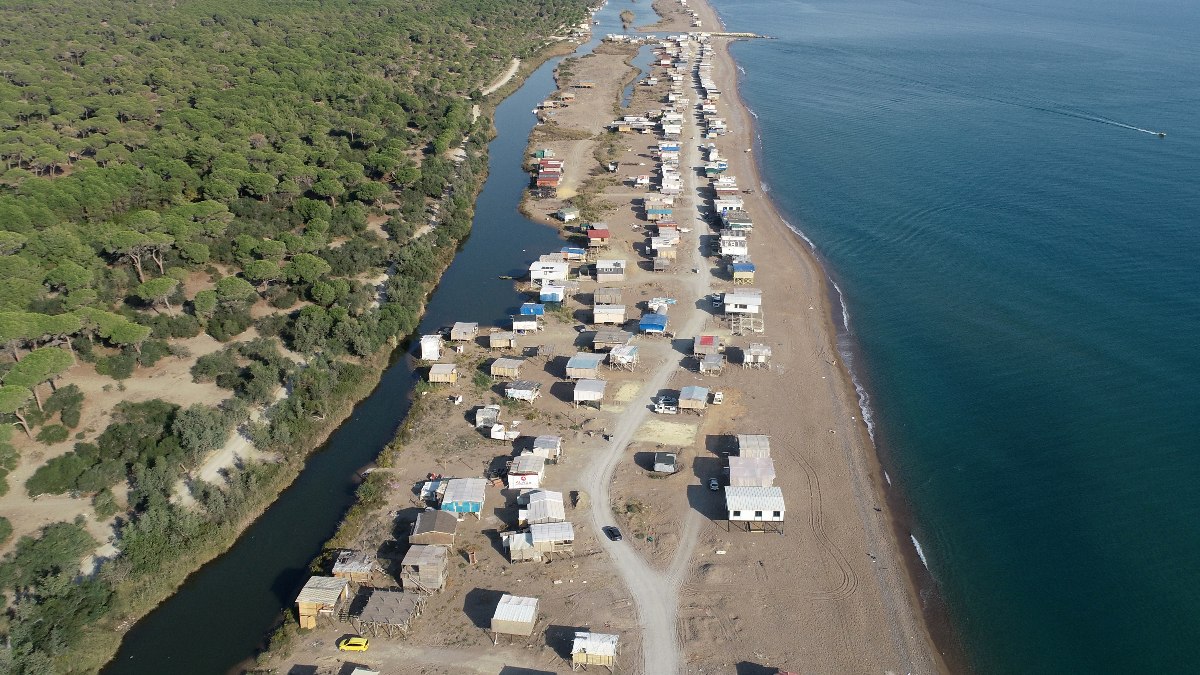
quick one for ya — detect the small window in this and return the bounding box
[754,510,763,518]
[732,510,741,517]
[772,511,781,518]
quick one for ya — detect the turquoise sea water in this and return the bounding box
[711,0,1200,672]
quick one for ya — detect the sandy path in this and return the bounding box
[482,58,522,97]
[578,38,713,675]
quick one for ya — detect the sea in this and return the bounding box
[709,0,1200,672]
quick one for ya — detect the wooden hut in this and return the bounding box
[586,228,611,248]
[351,589,426,638]
[295,576,350,629]
[571,632,619,671]
[698,354,724,375]
[530,435,564,463]
[594,287,623,305]
[693,334,723,356]
[491,594,539,644]
[490,357,524,379]
[331,550,379,584]
[731,261,756,284]
[450,322,479,342]
[489,330,519,350]
[565,352,605,379]
[419,334,442,361]
[592,304,626,325]
[742,343,772,368]
[428,363,458,384]
[502,530,539,563]
[573,379,607,409]
[608,345,640,370]
[531,521,575,557]
[400,544,449,593]
[409,509,458,546]
[653,257,672,272]
[504,379,542,402]
[679,386,709,413]
[592,329,633,352]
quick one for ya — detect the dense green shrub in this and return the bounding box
[44,384,84,428]
[95,353,137,380]
[35,424,69,445]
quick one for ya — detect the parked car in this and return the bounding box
[337,636,370,652]
[708,478,720,491]
[603,526,623,542]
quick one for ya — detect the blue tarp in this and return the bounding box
[561,246,586,258]
[540,288,565,302]
[639,312,668,333]
[519,303,546,316]
[731,263,756,273]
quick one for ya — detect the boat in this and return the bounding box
[1158,132,1166,138]
[498,275,514,280]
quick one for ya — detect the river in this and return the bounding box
[100,1,659,673]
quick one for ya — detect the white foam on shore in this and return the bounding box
[911,535,930,571]
[884,470,892,485]
[737,64,746,75]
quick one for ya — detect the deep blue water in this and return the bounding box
[712,0,1200,672]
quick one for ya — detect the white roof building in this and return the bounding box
[737,434,771,458]
[725,486,785,523]
[519,489,566,525]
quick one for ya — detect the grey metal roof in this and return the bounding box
[724,486,786,512]
[411,509,458,536]
[567,352,605,369]
[442,478,486,504]
[429,363,457,375]
[574,379,607,400]
[728,456,775,487]
[401,544,448,569]
[355,589,422,625]
[531,521,575,543]
[492,357,524,370]
[295,576,348,606]
[680,385,709,401]
[532,435,562,450]
[493,594,539,624]
[523,490,566,523]
[506,379,541,392]
[510,454,546,474]
[572,632,619,656]
[737,434,771,457]
[332,550,377,574]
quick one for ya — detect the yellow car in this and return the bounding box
[337,636,369,652]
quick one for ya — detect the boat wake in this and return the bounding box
[737,64,746,75]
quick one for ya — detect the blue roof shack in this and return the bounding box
[440,478,487,520]
[561,246,587,261]
[639,312,669,335]
[540,285,566,303]
[519,303,546,317]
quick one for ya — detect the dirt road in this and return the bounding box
[482,58,522,97]
[578,39,712,675]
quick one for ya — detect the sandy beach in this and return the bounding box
[272,0,944,672]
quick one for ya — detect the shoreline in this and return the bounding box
[702,3,961,670]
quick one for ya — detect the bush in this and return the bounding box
[0,516,11,545]
[192,349,240,383]
[207,306,253,342]
[138,339,172,367]
[44,384,84,428]
[255,313,291,338]
[269,290,299,309]
[96,352,137,380]
[92,488,119,520]
[35,424,69,445]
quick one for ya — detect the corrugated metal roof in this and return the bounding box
[519,303,545,316]
[401,544,448,568]
[442,478,486,504]
[506,379,541,392]
[729,457,776,486]
[430,363,457,375]
[332,550,377,574]
[296,576,348,605]
[503,530,535,550]
[567,352,606,369]
[531,521,575,543]
[532,435,562,449]
[737,434,771,457]
[572,632,619,656]
[492,357,524,370]
[494,594,539,624]
[510,454,546,474]
[524,490,566,523]
[574,379,607,400]
[680,385,709,401]
[411,509,458,536]
[724,486,786,512]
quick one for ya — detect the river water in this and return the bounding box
[100,1,660,672]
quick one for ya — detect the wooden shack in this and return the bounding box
[742,343,772,368]
[331,550,379,584]
[592,329,633,352]
[295,576,350,629]
[594,287,623,305]
[409,509,458,546]
[502,530,539,563]
[491,594,539,644]
[505,379,542,402]
[350,589,426,638]
[693,334,723,356]
[608,344,639,370]
[571,632,619,671]
[653,257,672,272]
[530,435,564,463]
[531,521,575,557]
[400,544,449,593]
[573,379,607,409]
[679,385,709,413]
[490,357,524,379]
[489,330,519,350]
[592,304,626,325]
[428,363,458,384]
[565,352,605,379]
[450,322,479,342]
[698,354,724,375]
[595,260,626,283]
